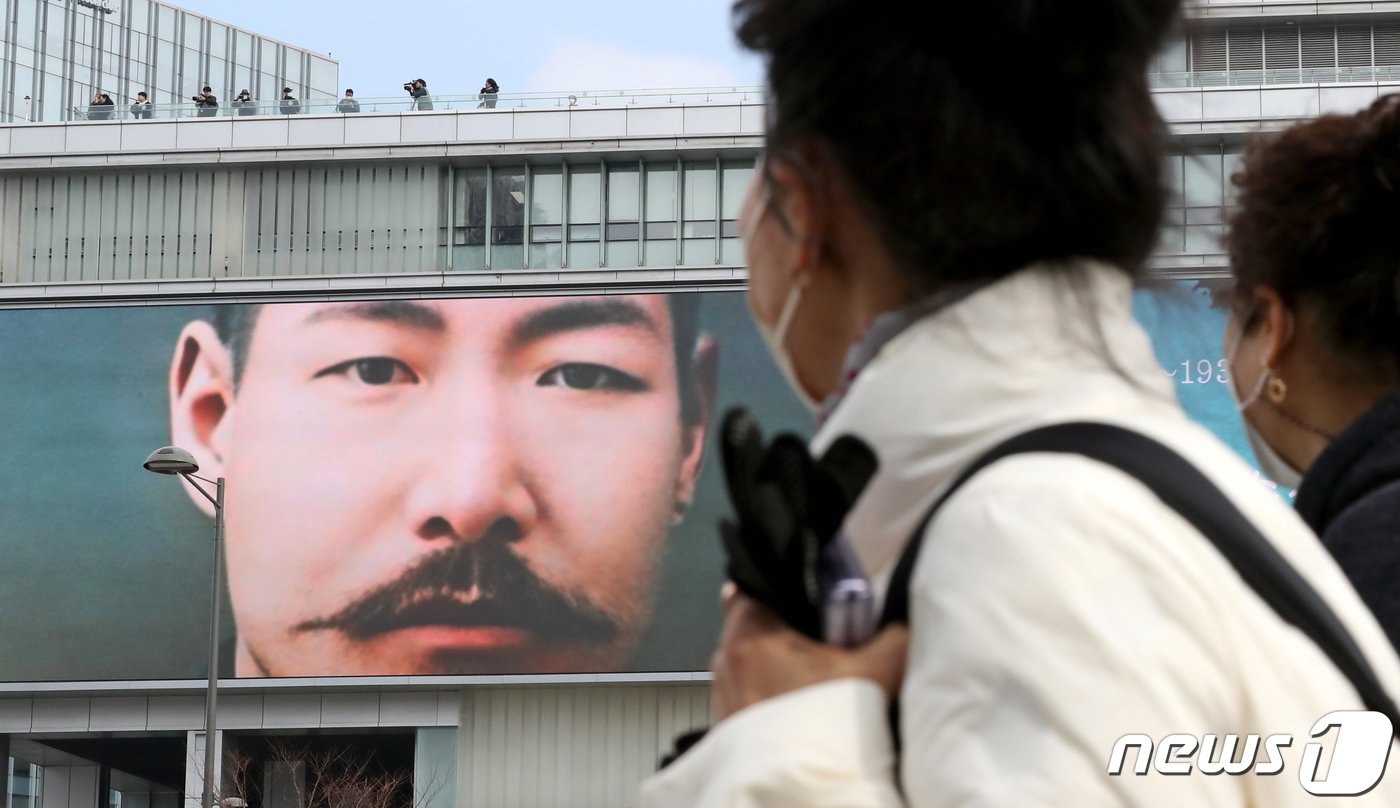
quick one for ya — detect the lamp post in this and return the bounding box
[144,446,224,808]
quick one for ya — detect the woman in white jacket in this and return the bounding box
[640,0,1400,805]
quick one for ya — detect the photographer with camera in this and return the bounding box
[88,92,114,120]
[191,86,217,118]
[232,89,256,116]
[404,78,432,111]
[279,87,300,115]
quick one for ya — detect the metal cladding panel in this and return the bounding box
[459,684,710,808]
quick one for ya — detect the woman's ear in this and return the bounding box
[1252,285,1294,368]
[168,320,236,517]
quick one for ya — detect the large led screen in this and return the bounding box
[0,280,1265,683]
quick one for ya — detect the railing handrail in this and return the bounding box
[61,85,767,122]
[1148,65,1400,89]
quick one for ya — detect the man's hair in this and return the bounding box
[733,0,1180,292]
[212,295,704,421]
[1228,93,1400,382]
[202,86,211,93]
[345,89,354,94]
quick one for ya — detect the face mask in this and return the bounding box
[759,272,819,411]
[1224,316,1303,492]
[743,185,822,412]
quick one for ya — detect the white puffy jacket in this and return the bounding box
[640,262,1400,807]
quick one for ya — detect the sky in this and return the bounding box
[187,0,764,100]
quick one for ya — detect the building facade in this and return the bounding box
[0,0,338,123]
[0,2,1394,808]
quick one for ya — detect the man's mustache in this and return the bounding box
[294,540,619,645]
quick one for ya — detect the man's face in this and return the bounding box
[170,296,710,676]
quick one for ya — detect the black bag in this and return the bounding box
[880,422,1400,746]
[659,421,1400,771]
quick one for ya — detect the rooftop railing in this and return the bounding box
[1150,66,1400,88]
[66,85,766,122]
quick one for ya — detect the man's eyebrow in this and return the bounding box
[301,301,447,332]
[510,299,660,348]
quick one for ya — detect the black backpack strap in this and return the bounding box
[880,422,1400,734]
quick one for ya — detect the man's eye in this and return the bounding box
[316,357,419,386]
[537,363,645,392]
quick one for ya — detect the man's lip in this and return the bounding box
[373,624,535,652]
[315,593,543,640]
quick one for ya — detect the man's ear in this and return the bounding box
[169,320,236,518]
[673,335,719,524]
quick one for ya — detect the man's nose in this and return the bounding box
[405,408,539,545]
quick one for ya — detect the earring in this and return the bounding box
[1266,374,1288,404]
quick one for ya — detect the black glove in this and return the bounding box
[717,406,879,639]
[656,408,878,771]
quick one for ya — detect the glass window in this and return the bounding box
[1161,154,1184,207]
[529,167,564,269]
[156,4,175,41]
[1156,225,1186,255]
[1222,150,1245,207]
[182,46,201,91]
[45,10,67,57]
[13,66,35,118]
[720,161,755,265]
[259,71,277,103]
[42,70,61,121]
[209,57,228,96]
[492,166,525,270]
[1183,152,1224,209]
[683,162,718,221]
[606,240,639,267]
[209,22,227,58]
[568,164,601,223]
[235,31,253,64]
[156,38,174,73]
[74,13,91,48]
[531,167,563,225]
[310,56,336,94]
[605,164,639,267]
[566,165,601,268]
[452,168,487,270]
[1158,34,1189,74]
[720,161,754,220]
[128,0,150,33]
[682,162,718,265]
[607,163,639,221]
[74,40,93,70]
[644,163,677,222]
[16,0,38,48]
[15,47,36,69]
[285,52,302,86]
[1185,224,1224,253]
[644,163,677,265]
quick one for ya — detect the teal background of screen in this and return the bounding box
[0,280,1270,682]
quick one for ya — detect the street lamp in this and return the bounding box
[144,446,224,808]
